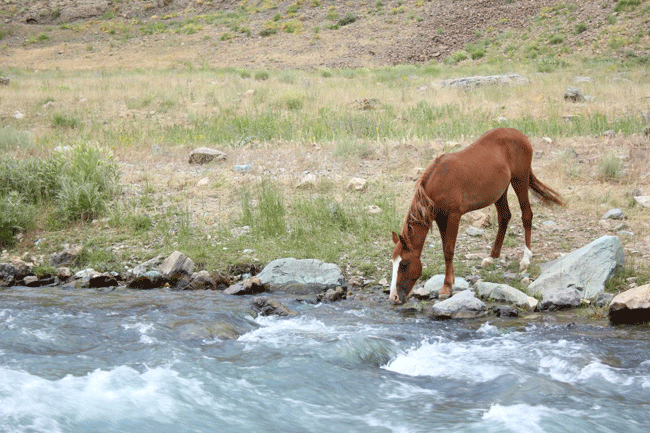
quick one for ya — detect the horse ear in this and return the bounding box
[399,234,410,251]
[392,231,400,245]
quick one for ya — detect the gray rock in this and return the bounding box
[564,87,585,102]
[130,255,164,277]
[476,281,538,311]
[440,73,529,88]
[491,305,519,318]
[159,251,194,282]
[528,235,624,300]
[634,195,650,208]
[251,297,298,316]
[465,227,484,237]
[49,246,82,267]
[256,258,346,294]
[317,286,346,303]
[540,287,582,311]
[412,275,469,299]
[183,270,217,290]
[0,263,17,286]
[89,272,118,288]
[188,147,227,164]
[23,275,40,287]
[609,284,650,325]
[128,271,163,290]
[224,277,268,296]
[602,208,625,220]
[431,290,487,320]
[594,292,615,308]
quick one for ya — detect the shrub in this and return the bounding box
[0,192,37,247]
[575,22,588,34]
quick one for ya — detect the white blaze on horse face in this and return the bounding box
[520,246,532,271]
[389,256,402,302]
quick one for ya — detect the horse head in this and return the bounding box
[390,231,422,305]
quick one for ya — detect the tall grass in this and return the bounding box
[0,144,119,245]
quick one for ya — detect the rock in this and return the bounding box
[347,177,367,191]
[57,267,72,281]
[316,286,346,303]
[188,147,227,164]
[476,281,537,311]
[130,255,164,277]
[540,287,582,311]
[183,270,217,290]
[256,258,346,294]
[564,87,585,102]
[159,251,194,283]
[594,292,614,308]
[491,305,519,318]
[412,275,469,299]
[440,73,529,88]
[224,276,268,296]
[528,236,624,300]
[0,263,17,286]
[23,275,40,287]
[128,271,163,289]
[634,195,650,208]
[10,258,32,280]
[602,208,625,220]
[234,164,252,173]
[296,173,317,189]
[609,284,650,324]
[465,227,484,237]
[49,246,82,267]
[431,290,487,320]
[0,77,9,86]
[251,296,298,316]
[89,272,118,288]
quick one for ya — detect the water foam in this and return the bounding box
[0,364,209,431]
[383,337,513,382]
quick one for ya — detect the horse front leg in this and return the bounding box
[436,212,461,300]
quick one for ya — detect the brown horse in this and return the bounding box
[390,127,562,304]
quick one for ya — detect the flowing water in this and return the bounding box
[1,286,649,433]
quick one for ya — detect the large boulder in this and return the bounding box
[431,290,487,320]
[528,236,624,300]
[476,281,538,311]
[256,258,346,294]
[609,284,650,325]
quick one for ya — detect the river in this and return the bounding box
[1,286,649,432]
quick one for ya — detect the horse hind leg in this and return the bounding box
[512,178,534,271]
[481,191,511,267]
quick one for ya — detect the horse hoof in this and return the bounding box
[438,291,451,300]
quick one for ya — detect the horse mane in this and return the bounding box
[404,161,437,233]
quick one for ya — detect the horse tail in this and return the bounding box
[529,172,563,206]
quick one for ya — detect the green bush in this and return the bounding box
[0,192,37,246]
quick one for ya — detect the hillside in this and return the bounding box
[1,0,649,70]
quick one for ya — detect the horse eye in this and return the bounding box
[399,262,408,271]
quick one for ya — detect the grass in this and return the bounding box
[0,57,649,285]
